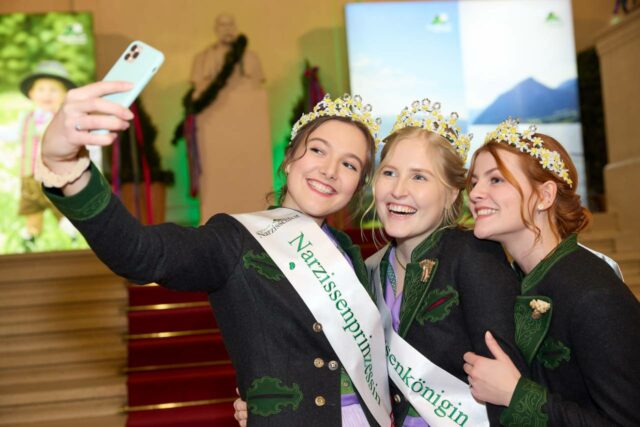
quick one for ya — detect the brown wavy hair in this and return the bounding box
[467,134,591,242]
[270,116,377,207]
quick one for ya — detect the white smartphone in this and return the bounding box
[91,40,164,134]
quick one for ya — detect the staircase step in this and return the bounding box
[129,306,217,335]
[578,233,617,254]
[0,250,113,285]
[626,273,640,286]
[0,313,127,337]
[129,284,208,306]
[0,360,125,386]
[128,334,229,368]
[128,364,236,406]
[0,277,126,309]
[127,402,236,427]
[1,301,126,326]
[0,396,124,425]
[585,212,619,233]
[0,342,125,370]
[0,376,126,407]
[0,329,124,355]
[615,251,640,276]
[7,414,126,427]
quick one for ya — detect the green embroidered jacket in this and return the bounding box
[43,163,379,426]
[501,235,640,427]
[366,227,526,426]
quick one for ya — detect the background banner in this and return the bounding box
[0,12,96,254]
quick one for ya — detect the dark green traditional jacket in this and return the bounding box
[44,163,379,426]
[501,235,640,427]
[366,227,526,426]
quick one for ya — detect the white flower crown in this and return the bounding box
[290,94,382,149]
[391,99,472,162]
[485,118,573,187]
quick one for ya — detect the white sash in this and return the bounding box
[233,209,392,427]
[369,254,490,427]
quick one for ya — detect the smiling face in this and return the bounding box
[282,119,368,223]
[374,136,457,248]
[468,149,537,245]
[28,78,67,113]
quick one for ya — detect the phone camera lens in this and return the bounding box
[133,52,139,59]
[131,44,138,51]
[124,53,131,61]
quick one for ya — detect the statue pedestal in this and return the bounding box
[196,79,272,221]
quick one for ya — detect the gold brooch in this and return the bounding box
[419,259,436,282]
[529,299,551,320]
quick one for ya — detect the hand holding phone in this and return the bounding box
[91,41,164,134]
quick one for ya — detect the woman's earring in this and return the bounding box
[537,203,545,211]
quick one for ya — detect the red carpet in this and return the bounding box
[128,285,207,306]
[129,305,217,335]
[127,364,236,406]
[126,229,372,426]
[127,403,237,427]
[126,285,235,427]
[128,334,229,368]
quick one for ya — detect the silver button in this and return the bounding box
[315,395,326,406]
[312,322,323,333]
[327,360,339,371]
[313,358,325,368]
[394,394,402,403]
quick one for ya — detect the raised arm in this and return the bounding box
[41,81,243,293]
[41,81,134,196]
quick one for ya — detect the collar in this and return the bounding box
[519,234,578,294]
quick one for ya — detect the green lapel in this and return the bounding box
[513,235,577,365]
[521,234,578,294]
[398,228,445,337]
[514,295,553,365]
[328,226,373,298]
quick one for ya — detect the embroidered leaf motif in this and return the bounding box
[501,379,548,427]
[416,285,459,324]
[242,250,284,281]
[536,336,571,369]
[247,376,303,416]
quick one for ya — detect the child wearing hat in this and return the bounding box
[17,60,76,248]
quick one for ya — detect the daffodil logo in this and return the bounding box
[545,11,562,26]
[427,13,452,33]
[58,22,87,45]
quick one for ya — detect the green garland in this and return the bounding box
[172,34,248,144]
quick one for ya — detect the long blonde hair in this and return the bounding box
[363,127,467,244]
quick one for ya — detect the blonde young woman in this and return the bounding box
[38,82,395,426]
[364,102,526,426]
[463,119,640,426]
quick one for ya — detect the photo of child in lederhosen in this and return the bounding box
[17,61,78,249]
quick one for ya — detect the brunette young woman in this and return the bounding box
[38,82,394,426]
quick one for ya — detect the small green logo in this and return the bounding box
[289,262,295,270]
